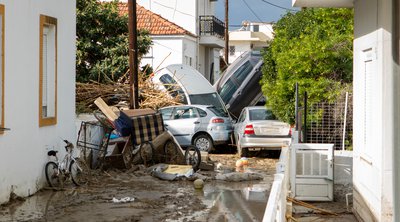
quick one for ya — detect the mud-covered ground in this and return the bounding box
[0,153,278,222]
[0,151,356,222]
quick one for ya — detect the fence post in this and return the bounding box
[303,92,308,143]
[295,83,299,131]
[342,92,349,150]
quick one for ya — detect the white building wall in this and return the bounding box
[353,0,393,221]
[140,36,197,72]
[0,0,76,204]
[137,0,197,35]
[229,42,251,63]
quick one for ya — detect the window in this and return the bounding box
[159,74,187,104]
[229,46,235,56]
[249,109,276,121]
[173,107,197,119]
[160,107,174,120]
[197,108,207,117]
[39,15,57,126]
[252,25,259,32]
[218,79,238,103]
[232,60,254,84]
[0,5,4,133]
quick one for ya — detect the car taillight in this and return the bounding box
[244,124,255,135]
[212,118,225,123]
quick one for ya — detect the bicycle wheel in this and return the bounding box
[69,159,88,186]
[184,145,201,171]
[140,141,154,166]
[45,161,61,188]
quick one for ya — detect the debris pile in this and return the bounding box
[76,73,183,112]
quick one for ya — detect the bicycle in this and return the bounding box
[45,139,88,189]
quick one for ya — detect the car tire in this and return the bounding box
[193,134,213,152]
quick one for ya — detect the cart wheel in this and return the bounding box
[185,145,201,171]
[140,141,154,166]
[164,139,180,164]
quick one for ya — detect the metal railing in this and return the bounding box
[199,15,225,39]
[263,145,290,222]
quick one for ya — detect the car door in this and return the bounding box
[164,106,200,146]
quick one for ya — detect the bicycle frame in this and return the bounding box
[47,141,82,178]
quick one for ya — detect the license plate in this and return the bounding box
[261,128,277,134]
[249,148,261,151]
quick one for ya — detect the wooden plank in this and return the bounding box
[94,97,118,121]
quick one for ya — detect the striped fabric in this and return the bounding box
[130,113,165,145]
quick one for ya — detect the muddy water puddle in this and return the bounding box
[202,181,270,222]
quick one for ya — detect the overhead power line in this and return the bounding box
[241,0,264,22]
[240,0,274,33]
[259,0,299,12]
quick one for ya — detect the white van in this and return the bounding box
[151,64,229,115]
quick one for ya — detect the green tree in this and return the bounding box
[76,0,152,83]
[261,8,353,124]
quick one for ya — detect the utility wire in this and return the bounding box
[241,0,264,22]
[259,0,299,12]
[240,0,274,33]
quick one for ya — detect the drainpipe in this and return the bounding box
[224,0,229,64]
[392,0,400,220]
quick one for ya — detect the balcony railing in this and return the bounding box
[199,15,225,39]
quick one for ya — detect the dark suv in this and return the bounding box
[214,51,264,119]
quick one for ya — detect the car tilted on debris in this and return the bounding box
[234,106,292,157]
[151,64,229,117]
[159,104,233,152]
[214,51,264,119]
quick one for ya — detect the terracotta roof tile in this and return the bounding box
[118,3,196,37]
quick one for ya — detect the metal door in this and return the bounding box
[291,143,334,201]
[164,107,200,146]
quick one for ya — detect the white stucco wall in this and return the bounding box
[229,42,251,64]
[0,0,76,204]
[141,36,197,72]
[136,0,220,83]
[137,0,196,34]
[353,0,393,221]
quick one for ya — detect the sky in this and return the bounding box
[215,0,300,30]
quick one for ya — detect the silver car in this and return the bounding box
[159,105,233,152]
[234,106,291,157]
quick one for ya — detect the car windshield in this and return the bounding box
[208,106,228,117]
[159,74,187,104]
[189,93,228,115]
[249,109,276,120]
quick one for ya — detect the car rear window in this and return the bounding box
[189,93,227,114]
[159,74,187,104]
[208,106,228,117]
[249,109,276,120]
[218,79,238,104]
[232,60,254,84]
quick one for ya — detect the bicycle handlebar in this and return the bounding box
[63,139,74,151]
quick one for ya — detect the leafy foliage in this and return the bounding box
[76,0,152,83]
[261,8,353,124]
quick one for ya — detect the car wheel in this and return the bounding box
[193,134,213,152]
